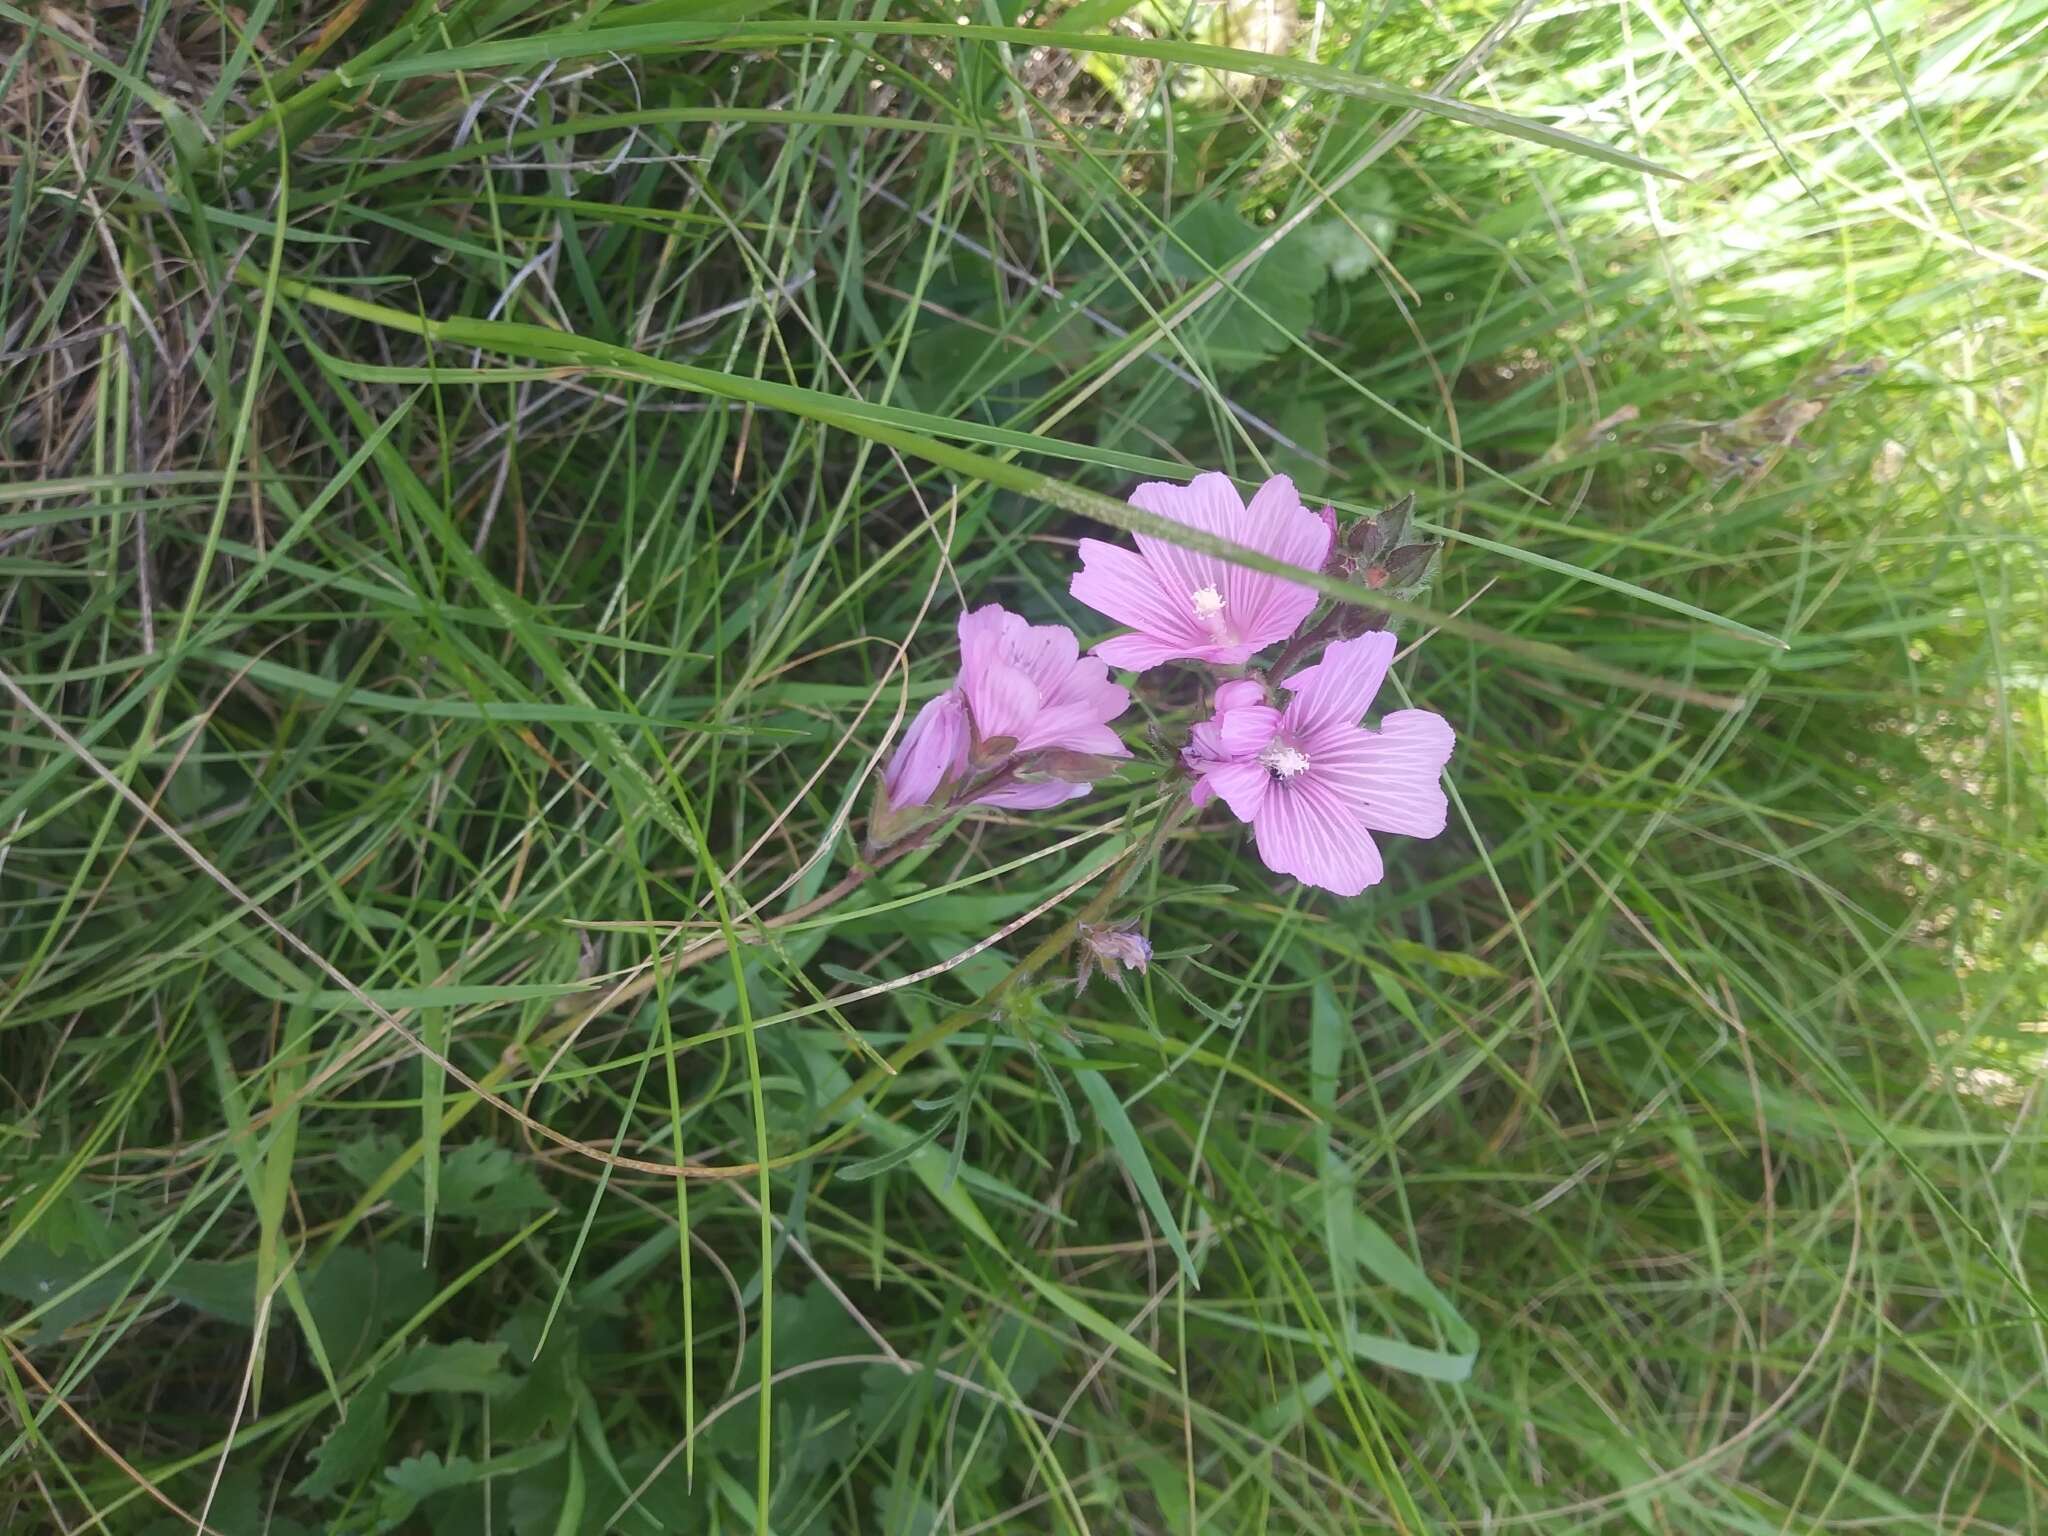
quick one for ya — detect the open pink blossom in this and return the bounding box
[883,604,1131,814]
[1071,473,1333,670]
[1184,633,1454,896]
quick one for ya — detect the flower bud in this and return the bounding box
[1374,542,1438,589]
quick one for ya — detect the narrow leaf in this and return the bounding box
[1075,1068,1198,1288]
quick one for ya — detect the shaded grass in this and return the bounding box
[2,0,2045,1531]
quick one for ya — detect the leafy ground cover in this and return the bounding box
[2,0,2044,1530]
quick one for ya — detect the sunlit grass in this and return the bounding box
[1,0,2043,1530]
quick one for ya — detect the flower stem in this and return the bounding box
[814,796,1193,1121]
[1267,609,1341,684]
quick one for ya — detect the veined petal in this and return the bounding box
[955,604,1014,701]
[992,615,1082,696]
[1203,759,1273,824]
[1092,631,1210,672]
[1128,473,1242,608]
[1122,481,1228,630]
[1282,631,1397,736]
[973,778,1090,810]
[1215,704,1283,759]
[1252,780,1385,896]
[1308,710,1454,836]
[883,690,970,810]
[966,661,1041,745]
[927,602,1133,810]
[1019,710,1130,758]
[1185,718,1229,764]
[1213,678,1268,713]
[1224,476,1331,650]
[1033,652,1129,722]
[1071,539,1203,650]
[1080,474,1331,667]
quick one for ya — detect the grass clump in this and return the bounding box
[2,0,2043,1531]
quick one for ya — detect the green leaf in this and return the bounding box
[304,1245,435,1374]
[1290,171,1399,282]
[389,1339,516,1395]
[338,1136,553,1234]
[298,1362,399,1498]
[1074,1068,1199,1288]
[870,1483,941,1536]
[364,20,1680,177]
[833,1118,947,1182]
[386,1450,482,1499]
[1159,201,1260,282]
[1375,937,1505,979]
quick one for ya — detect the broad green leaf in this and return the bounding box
[389,1339,516,1396]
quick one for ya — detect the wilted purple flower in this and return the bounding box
[1076,920,1151,993]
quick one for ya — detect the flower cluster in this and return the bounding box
[868,605,1132,849]
[878,472,1456,897]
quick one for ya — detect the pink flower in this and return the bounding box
[883,604,1131,814]
[1185,633,1454,897]
[1071,473,1333,670]
[882,690,970,811]
[1184,677,1275,779]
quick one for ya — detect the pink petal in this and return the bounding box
[1127,473,1243,607]
[1307,710,1454,837]
[1130,471,1249,536]
[1202,759,1273,824]
[1212,678,1268,712]
[1026,653,1131,744]
[1071,539,1203,652]
[1016,678,1131,755]
[1022,712,1129,758]
[990,612,1082,696]
[941,602,1133,801]
[1189,776,1218,809]
[966,662,1041,746]
[1252,780,1385,896]
[1079,475,1331,666]
[1282,631,1396,737]
[955,605,1014,700]
[1185,718,1228,762]
[1091,631,1209,672]
[1215,704,1283,759]
[974,779,1090,810]
[883,690,971,809]
[1223,476,1332,650]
